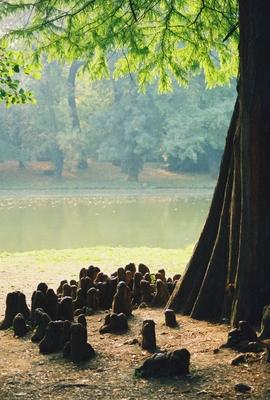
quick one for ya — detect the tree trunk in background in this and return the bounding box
[13,111,26,168]
[167,0,270,327]
[42,61,65,178]
[47,103,64,178]
[67,61,83,130]
[48,103,65,178]
[67,61,87,169]
[51,129,64,178]
[53,147,64,178]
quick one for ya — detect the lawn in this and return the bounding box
[0,245,193,277]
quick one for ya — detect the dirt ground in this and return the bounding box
[1,268,270,400]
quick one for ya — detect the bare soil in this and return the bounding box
[1,268,270,400]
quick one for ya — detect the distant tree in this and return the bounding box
[159,78,235,174]
[0,60,91,175]
[0,101,36,166]
[95,78,163,181]
[0,105,17,162]
[67,60,88,169]
[0,45,37,164]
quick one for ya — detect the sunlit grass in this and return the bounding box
[0,245,194,276]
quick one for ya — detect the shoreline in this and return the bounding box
[0,187,214,199]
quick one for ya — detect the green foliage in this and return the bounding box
[92,78,163,179]
[0,60,235,176]
[158,76,235,172]
[0,46,35,106]
[0,1,238,187]
[0,61,74,170]
[2,0,239,90]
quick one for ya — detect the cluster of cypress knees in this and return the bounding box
[0,263,191,376]
[222,311,270,360]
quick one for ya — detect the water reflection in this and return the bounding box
[0,196,210,252]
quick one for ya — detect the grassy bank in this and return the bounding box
[0,161,216,192]
[0,245,193,277]
[0,245,193,316]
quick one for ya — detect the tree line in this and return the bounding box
[0,61,235,180]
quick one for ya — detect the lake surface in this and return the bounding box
[0,195,211,252]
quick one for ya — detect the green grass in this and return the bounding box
[0,245,194,276]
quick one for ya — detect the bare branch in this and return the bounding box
[223,23,239,42]
[129,0,138,22]
[188,0,205,27]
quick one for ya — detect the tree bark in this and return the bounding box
[53,147,64,178]
[67,61,87,169]
[67,61,83,131]
[13,111,26,168]
[47,102,64,178]
[167,0,270,327]
[42,62,65,178]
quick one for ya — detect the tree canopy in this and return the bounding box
[1,1,238,90]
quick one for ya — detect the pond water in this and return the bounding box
[0,195,211,252]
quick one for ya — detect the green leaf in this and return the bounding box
[13,64,20,73]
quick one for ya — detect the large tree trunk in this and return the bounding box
[167,0,270,327]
